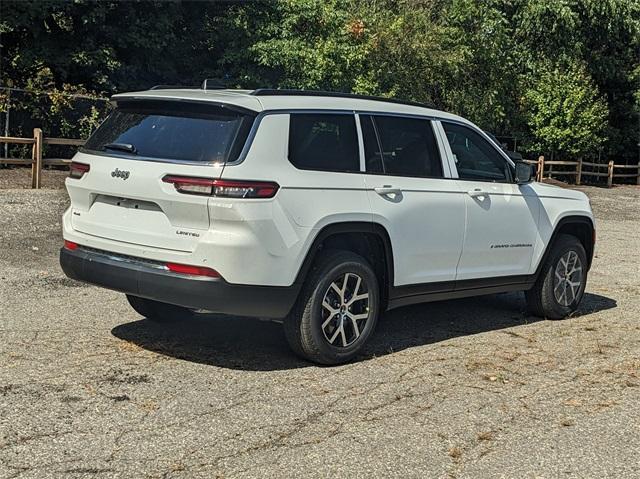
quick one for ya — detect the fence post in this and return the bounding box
[536,156,544,182]
[607,160,614,188]
[31,128,43,189]
[576,158,582,185]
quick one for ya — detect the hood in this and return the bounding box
[529,182,589,202]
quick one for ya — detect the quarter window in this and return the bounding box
[288,114,360,172]
[442,122,510,182]
[363,115,443,178]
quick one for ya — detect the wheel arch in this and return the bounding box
[535,215,595,276]
[293,222,394,309]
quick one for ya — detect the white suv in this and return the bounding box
[60,85,595,364]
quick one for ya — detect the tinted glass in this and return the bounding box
[83,100,254,163]
[289,114,359,172]
[442,122,510,181]
[365,115,443,178]
[361,116,384,173]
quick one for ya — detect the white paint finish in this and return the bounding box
[437,121,593,281]
[65,151,222,252]
[203,113,370,285]
[62,90,595,292]
[454,181,540,279]
[201,200,312,285]
[365,175,466,285]
[527,182,594,272]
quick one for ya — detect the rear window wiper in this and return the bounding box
[103,142,137,154]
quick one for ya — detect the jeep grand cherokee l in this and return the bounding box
[60,85,595,364]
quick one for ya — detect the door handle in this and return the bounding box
[374,186,401,196]
[467,188,488,198]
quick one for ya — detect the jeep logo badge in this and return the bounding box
[111,168,130,180]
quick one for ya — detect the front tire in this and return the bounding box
[126,295,194,323]
[284,250,380,365]
[525,234,588,319]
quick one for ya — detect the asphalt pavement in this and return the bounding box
[1,179,639,478]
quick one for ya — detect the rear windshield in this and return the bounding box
[82,100,255,163]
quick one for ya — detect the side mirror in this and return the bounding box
[514,161,534,184]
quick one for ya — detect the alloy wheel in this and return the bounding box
[553,250,583,307]
[321,272,370,347]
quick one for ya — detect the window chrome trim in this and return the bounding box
[354,113,366,172]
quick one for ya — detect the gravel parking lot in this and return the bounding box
[1,171,639,478]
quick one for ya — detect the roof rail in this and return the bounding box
[149,85,198,90]
[251,89,435,109]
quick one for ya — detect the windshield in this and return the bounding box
[83,100,255,163]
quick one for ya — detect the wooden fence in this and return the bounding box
[523,156,640,187]
[1,129,639,189]
[0,128,85,188]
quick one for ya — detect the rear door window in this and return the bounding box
[363,115,444,178]
[82,100,255,163]
[288,113,360,173]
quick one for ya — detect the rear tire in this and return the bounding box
[284,250,380,365]
[525,234,588,319]
[126,295,193,323]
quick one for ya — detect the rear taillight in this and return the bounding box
[64,240,79,250]
[69,162,90,179]
[162,176,279,198]
[166,262,221,278]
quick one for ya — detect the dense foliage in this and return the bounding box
[1,0,638,162]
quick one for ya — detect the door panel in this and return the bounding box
[456,181,539,279]
[439,120,539,279]
[359,114,465,286]
[367,177,465,285]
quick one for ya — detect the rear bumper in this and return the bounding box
[59,246,300,318]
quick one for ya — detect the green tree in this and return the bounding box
[514,0,640,161]
[524,62,609,158]
[0,0,638,164]
[438,0,520,133]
